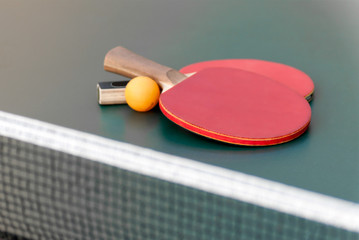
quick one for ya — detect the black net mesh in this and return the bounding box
[0,135,358,240]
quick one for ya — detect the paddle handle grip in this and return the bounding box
[104,46,174,90]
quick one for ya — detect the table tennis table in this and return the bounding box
[0,1,358,239]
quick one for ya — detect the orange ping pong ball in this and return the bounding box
[125,76,160,112]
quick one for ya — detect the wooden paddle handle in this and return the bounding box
[104,46,175,90]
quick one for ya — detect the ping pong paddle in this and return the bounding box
[101,57,314,105]
[104,46,311,146]
[180,59,314,102]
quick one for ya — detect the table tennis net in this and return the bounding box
[0,111,358,240]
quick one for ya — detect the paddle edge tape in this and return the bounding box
[159,100,310,146]
[305,90,314,102]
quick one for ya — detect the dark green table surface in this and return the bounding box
[1,0,358,203]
